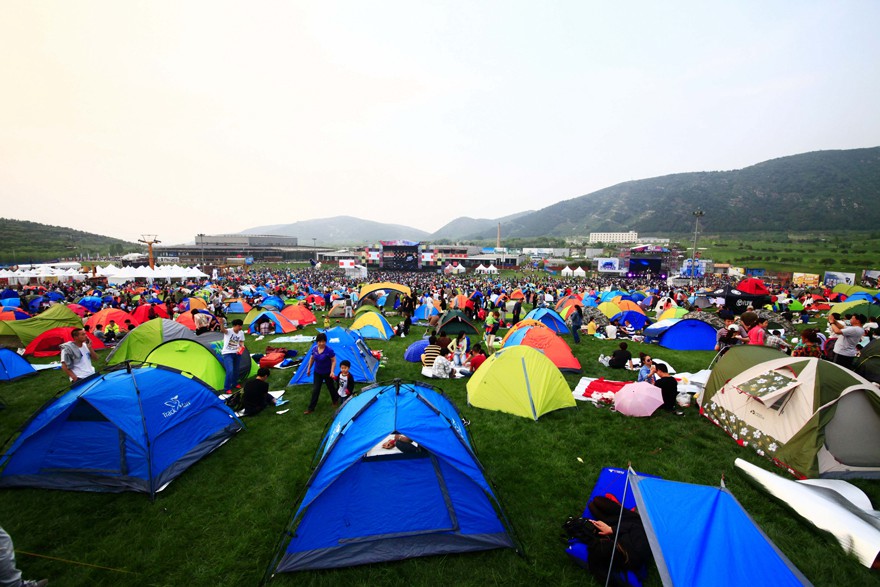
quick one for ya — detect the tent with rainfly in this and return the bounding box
[467,346,575,420]
[269,380,518,573]
[0,364,242,498]
[0,348,36,381]
[701,355,880,479]
[288,327,379,385]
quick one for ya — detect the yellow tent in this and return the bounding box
[466,346,574,420]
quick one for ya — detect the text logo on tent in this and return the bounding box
[163,395,191,418]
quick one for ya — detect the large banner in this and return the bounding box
[862,270,880,288]
[596,258,620,272]
[679,259,707,278]
[793,273,820,287]
[824,271,856,287]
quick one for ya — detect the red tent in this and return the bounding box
[86,308,139,331]
[737,278,770,296]
[24,327,106,357]
[66,303,88,317]
[131,304,170,323]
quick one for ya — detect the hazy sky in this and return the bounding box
[2,1,879,245]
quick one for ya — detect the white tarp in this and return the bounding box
[736,458,880,568]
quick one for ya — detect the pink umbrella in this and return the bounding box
[613,381,664,417]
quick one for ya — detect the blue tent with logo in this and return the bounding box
[0,364,242,498]
[629,470,809,586]
[0,348,36,381]
[288,327,379,385]
[269,381,518,573]
[261,295,285,311]
[654,318,717,351]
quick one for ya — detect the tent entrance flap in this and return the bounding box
[332,456,458,543]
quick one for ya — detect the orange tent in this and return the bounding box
[281,304,318,326]
[503,324,581,373]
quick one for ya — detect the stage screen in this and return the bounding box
[628,258,662,276]
[380,240,421,271]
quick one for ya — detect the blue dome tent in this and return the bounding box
[0,348,36,381]
[269,381,518,573]
[0,364,242,498]
[288,327,379,385]
[523,308,570,335]
[655,318,717,351]
[403,338,430,362]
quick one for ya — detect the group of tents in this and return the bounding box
[2,278,880,581]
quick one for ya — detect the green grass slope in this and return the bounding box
[0,218,136,264]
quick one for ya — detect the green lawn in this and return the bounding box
[1,313,878,587]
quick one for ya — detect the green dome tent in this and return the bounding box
[466,346,575,420]
[106,319,197,365]
[145,339,226,391]
[701,355,880,478]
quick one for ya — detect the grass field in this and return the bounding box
[694,231,880,276]
[1,311,879,587]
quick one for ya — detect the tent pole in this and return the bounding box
[604,466,632,587]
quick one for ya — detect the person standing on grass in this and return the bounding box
[829,313,865,370]
[570,305,583,344]
[336,360,355,403]
[748,317,768,346]
[60,328,98,383]
[304,332,337,414]
[219,318,246,393]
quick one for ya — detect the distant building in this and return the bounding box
[156,234,319,265]
[588,231,638,244]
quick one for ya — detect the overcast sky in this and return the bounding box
[2,1,878,246]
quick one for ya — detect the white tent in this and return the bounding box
[573,267,586,277]
[474,264,488,274]
[561,266,573,276]
[344,264,368,279]
[485,264,499,274]
[444,264,466,275]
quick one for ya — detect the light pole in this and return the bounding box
[690,210,704,286]
[312,238,317,262]
[197,233,205,266]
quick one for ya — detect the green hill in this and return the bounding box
[241,216,431,246]
[0,218,137,264]
[459,147,880,239]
